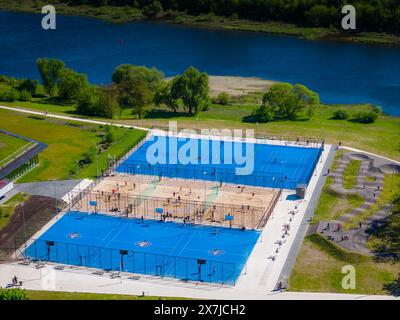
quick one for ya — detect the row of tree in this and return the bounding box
[35,58,210,118]
[61,0,400,34]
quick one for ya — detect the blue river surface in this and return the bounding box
[1,10,400,115]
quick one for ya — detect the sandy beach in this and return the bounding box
[167,75,275,97]
[208,76,275,97]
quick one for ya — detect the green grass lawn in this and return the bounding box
[0,108,146,182]
[117,104,400,162]
[289,234,399,295]
[3,100,400,162]
[0,193,29,229]
[0,132,31,165]
[343,160,361,189]
[25,290,188,300]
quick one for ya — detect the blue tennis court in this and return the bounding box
[24,211,260,285]
[116,136,322,189]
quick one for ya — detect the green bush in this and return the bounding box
[352,111,378,124]
[370,105,383,115]
[213,92,230,105]
[17,79,38,95]
[81,145,98,165]
[0,288,28,300]
[251,104,274,123]
[332,109,349,120]
[104,126,117,144]
[0,88,20,102]
[19,90,32,102]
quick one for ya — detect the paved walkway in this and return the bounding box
[0,105,150,132]
[0,179,84,206]
[0,263,396,300]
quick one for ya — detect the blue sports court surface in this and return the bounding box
[24,211,260,285]
[116,136,322,189]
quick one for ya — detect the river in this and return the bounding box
[1,10,399,115]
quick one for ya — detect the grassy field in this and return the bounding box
[0,132,30,165]
[0,193,29,229]
[1,1,399,46]
[343,160,361,189]
[25,290,187,300]
[0,108,146,182]
[2,100,400,162]
[120,103,400,162]
[289,234,399,295]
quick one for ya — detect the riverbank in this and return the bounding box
[165,76,275,97]
[1,1,399,46]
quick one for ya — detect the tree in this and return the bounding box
[305,5,338,27]
[98,84,121,119]
[112,64,163,92]
[58,68,89,102]
[112,64,163,118]
[121,77,153,119]
[154,81,179,113]
[171,66,210,114]
[17,79,38,95]
[257,83,319,122]
[76,85,100,116]
[36,58,65,97]
[143,1,163,17]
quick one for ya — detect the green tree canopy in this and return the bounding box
[171,66,210,115]
[36,58,65,97]
[17,79,38,95]
[255,82,319,122]
[154,81,180,113]
[98,84,121,119]
[58,68,89,102]
[76,85,100,116]
[112,64,163,119]
[112,64,164,92]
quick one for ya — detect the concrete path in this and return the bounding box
[0,105,150,132]
[14,179,84,200]
[0,180,83,205]
[0,263,396,300]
